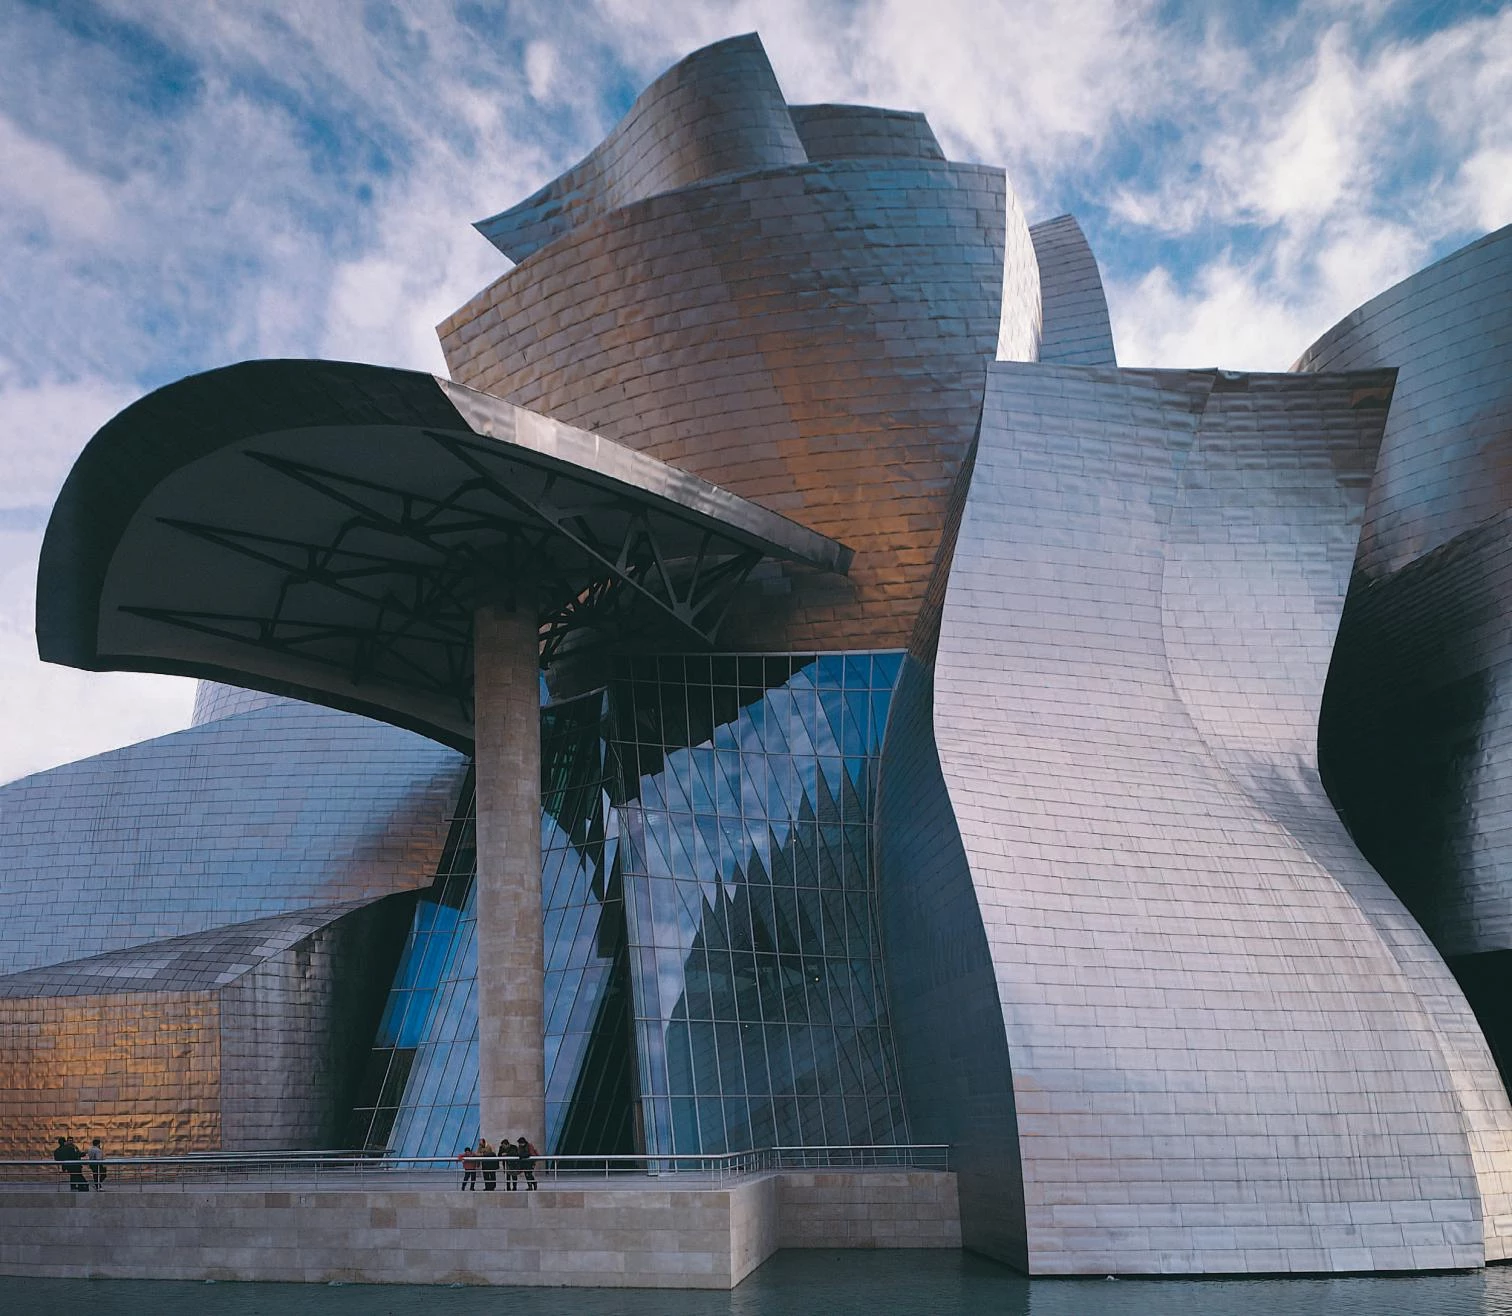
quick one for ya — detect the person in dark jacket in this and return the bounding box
[514,1135,538,1191]
[53,1136,88,1192]
[478,1137,498,1191]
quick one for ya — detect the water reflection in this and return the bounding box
[11,1251,1512,1315]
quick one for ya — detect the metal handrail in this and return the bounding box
[0,1144,949,1191]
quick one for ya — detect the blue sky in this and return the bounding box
[1,0,1509,783]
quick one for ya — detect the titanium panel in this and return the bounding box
[787,103,946,161]
[442,34,1039,655]
[190,680,295,725]
[475,34,806,264]
[1296,228,1512,975]
[38,362,845,748]
[443,158,1030,652]
[0,698,464,976]
[0,897,411,1155]
[1028,213,1117,367]
[879,360,1512,1273]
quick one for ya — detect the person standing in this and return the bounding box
[54,1136,88,1192]
[458,1144,478,1191]
[85,1137,105,1191]
[515,1135,538,1192]
[478,1137,498,1191]
[51,1137,71,1189]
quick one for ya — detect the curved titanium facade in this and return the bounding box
[191,680,297,725]
[879,361,1512,1273]
[1297,230,1512,1025]
[442,36,1038,654]
[1028,213,1117,367]
[0,698,465,1153]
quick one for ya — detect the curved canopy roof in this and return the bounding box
[37,360,850,749]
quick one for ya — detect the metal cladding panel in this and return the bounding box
[1297,227,1512,966]
[787,103,946,162]
[475,33,806,263]
[0,699,465,976]
[1322,518,1512,957]
[0,899,412,1155]
[1028,213,1117,367]
[191,680,297,725]
[1296,224,1512,580]
[875,653,1024,1266]
[884,360,1512,1273]
[442,158,1032,653]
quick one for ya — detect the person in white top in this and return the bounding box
[85,1137,105,1190]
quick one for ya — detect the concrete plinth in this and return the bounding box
[472,599,544,1146]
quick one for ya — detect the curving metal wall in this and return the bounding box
[442,34,1038,654]
[190,680,297,726]
[0,700,464,975]
[1027,213,1117,367]
[0,699,466,1154]
[1297,229,1512,993]
[878,360,1512,1273]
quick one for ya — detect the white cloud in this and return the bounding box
[0,113,120,241]
[0,375,137,513]
[0,376,195,783]
[2,0,1509,777]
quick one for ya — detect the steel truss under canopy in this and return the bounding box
[37,360,850,748]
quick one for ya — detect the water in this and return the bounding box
[12,1252,1512,1315]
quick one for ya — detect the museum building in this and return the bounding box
[3,33,1512,1277]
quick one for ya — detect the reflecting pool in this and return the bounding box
[12,1250,1512,1315]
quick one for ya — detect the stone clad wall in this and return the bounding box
[0,1171,959,1289]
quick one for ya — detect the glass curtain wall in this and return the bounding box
[349,775,478,1154]
[611,653,908,1155]
[354,652,909,1157]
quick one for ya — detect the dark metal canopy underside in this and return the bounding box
[37,360,850,749]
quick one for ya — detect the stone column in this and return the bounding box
[472,596,543,1146]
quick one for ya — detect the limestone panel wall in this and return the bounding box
[882,360,1512,1274]
[0,1171,961,1287]
[777,1170,962,1249]
[1028,213,1117,367]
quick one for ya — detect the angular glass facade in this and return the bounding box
[355,652,908,1156]
[614,653,908,1155]
[350,778,478,1156]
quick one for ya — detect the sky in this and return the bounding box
[1,0,1509,786]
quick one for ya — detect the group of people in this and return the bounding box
[52,1136,105,1191]
[459,1136,537,1191]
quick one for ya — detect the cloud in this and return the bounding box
[1102,4,1512,366]
[2,0,1509,775]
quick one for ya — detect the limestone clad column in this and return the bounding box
[472,597,544,1144]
